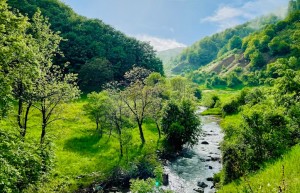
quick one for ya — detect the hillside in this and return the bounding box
[171,15,280,75]
[7,0,163,92]
[157,47,185,76]
[188,10,300,88]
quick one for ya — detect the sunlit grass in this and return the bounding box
[218,144,300,193]
[0,99,162,192]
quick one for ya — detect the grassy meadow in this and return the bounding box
[0,99,162,192]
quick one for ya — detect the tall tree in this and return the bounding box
[33,65,80,144]
[12,10,62,138]
[121,81,154,144]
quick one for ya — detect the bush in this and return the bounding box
[162,100,201,151]
[222,100,239,116]
[0,130,53,193]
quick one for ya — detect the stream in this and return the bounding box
[163,107,224,193]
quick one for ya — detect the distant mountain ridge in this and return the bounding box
[157,47,185,76]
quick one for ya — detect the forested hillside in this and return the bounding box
[171,15,280,74]
[7,0,163,92]
[189,10,300,88]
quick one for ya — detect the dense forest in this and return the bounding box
[7,0,163,92]
[1,0,300,192]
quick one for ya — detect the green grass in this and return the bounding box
[0,100,162,192]
[218,144,300,193]
[201,108,222,115]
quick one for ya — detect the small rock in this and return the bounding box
[211,157,220,161]
[211,185,215,189]
[207,177,214,181]
[208,166,213,169]
[162,174,169,186]
[193,188,204,193]
[201,141,209,145]
[197,181,208,188]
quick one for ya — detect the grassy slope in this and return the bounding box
[218,144,300,193]
[0,100,161,192]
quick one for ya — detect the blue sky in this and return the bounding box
[62,0,288,51]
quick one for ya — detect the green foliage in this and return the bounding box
[161,100,201,151]
[228,35,242,50]
[218,145,300,193]
[0,130,53,193]
[79,58,113,92]
[222,100,239,116]
[268,37,290,56]
[249,50,265,69]
[8,0,164,92]
[130,178,156,193]
[172,15,279,74]
[83,91,112,134]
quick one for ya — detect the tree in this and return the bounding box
[161,100,201,151]
[0,0,35,126]
[79,57,113,92]
[121,81,155,144]
[11,10,62,139]
[228,35,242,50]
[83,91,112,136]
[32,64,80,144]
[268,37,290,55]
[105,89,132,157]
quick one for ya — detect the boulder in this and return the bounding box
[201,141,209,145]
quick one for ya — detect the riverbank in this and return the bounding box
[163,107,223,193]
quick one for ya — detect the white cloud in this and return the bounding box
[135,34,186,52]
[202,0,288,30]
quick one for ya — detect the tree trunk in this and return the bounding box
[119,140,123,157]
[96,121,99,130]
[22,103,32,138]
[40,125,46,144]
[117,127,123,157]
[40,109,47,144]
[18,99,24,137]
[138,122,145,144]
[156,121,161,138]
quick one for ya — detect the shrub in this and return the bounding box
[162,100,201,151]
[0,130,53,193]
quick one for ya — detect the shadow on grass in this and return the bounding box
[63,132,111,155]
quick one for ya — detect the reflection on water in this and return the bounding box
[164,107,223,193]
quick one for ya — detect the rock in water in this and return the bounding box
[163,173,169,186]
[206,177,214,181]
[193,187,204,193]
[201,141,209,145]
[197,181,208,188]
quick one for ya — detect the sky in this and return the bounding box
[62,0,288,51]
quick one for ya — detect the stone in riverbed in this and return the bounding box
[211,157,220,161]
[208,166,213,169]
[193,187,204,193]
[207,177,214,181]
[197,181,208,188]
[201,141,209,145]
